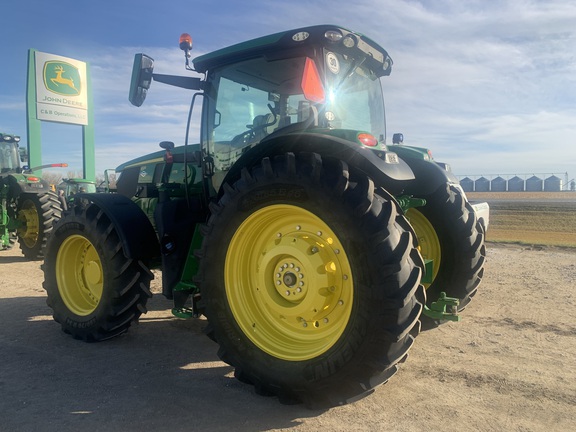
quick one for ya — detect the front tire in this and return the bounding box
[198,152,425,408]
[406,183,485,329]
[43,202,153,341]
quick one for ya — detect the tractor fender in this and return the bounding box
[399,157,460,196]
[2,174,52,197]
[0,174,50,201]
[73,193,160,262]
[220,133,415,196]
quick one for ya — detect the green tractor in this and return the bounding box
[1,132,65,259]
[56,178,97,209]
[43,26,488,408]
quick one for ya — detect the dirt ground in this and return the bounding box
[1,242,575,432]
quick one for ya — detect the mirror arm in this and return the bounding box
[152,74,203,90]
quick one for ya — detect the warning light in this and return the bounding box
[358,133,378,147]
[179,33,193,52]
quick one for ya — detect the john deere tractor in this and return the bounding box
[43,26,488,408]
[1,132,64,259]
[56,178,97,209]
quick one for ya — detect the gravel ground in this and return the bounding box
[1,241,575,431]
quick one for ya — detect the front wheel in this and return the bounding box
[198,152,425,408]
[406,183,486,329]
[43,202,153,341]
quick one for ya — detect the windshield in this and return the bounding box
[205,52,386,178]
[322,50,386,140]
[0,142,20,172]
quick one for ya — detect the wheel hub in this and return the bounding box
[274,259,307,302]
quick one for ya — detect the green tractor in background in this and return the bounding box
[43,26,488,408]
[1,132,65,259]
[56,178,97,209]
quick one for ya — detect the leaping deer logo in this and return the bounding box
[51,65,77,91]
[43,61,81,96]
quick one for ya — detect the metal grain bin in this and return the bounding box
[490,176,507,192]
[460,177,474,192]
[474,176,490,192]
[508,176,525,191]
[544,175,562,192]
[526,175,543,192]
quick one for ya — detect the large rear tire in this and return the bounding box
[198,152,425,408]
[17,191,61,260]
[406,183,485,330]
[43,202,153,341]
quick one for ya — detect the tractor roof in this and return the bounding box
[192,25,392,76]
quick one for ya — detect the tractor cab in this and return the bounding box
[129,25,402,193]
[57,178,97,198]
[0,133,22,174]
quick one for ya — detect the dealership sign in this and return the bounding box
[35,51,88,125]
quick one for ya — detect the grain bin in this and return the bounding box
[544,175,562,192]
[508,176,525,191]
[490,176,507,192]
[460,177,474,192]
[474,176,490,192]
[526,175,543,192]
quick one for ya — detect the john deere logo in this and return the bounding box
[43,61,81,96]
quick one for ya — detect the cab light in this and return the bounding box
[301,58,325,103]
[179,33,193,51]
[342,35,356,48]
[358,133,378,147]
[324,30,343,42]
[292,31,310,42]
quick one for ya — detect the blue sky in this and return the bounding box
[1,0,575,184]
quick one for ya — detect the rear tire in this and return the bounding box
[43,202,153,341]
[198,152,425,408]
[17,191,61,260]
[406,183,485,330]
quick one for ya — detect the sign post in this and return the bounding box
[26,49,95,180]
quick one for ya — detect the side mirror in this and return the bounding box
[159,141,175,150]
[392,133,404,144]
[129,54,155,107]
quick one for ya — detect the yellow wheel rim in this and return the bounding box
[17,200,40,248]
[56,235,103,316]
[406,208,441,288]
[225,204,353,361]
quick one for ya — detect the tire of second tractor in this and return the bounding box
[17,191,62,260]
[43,202,153,341]
[406,183,486,330]
[197,152,425,409]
